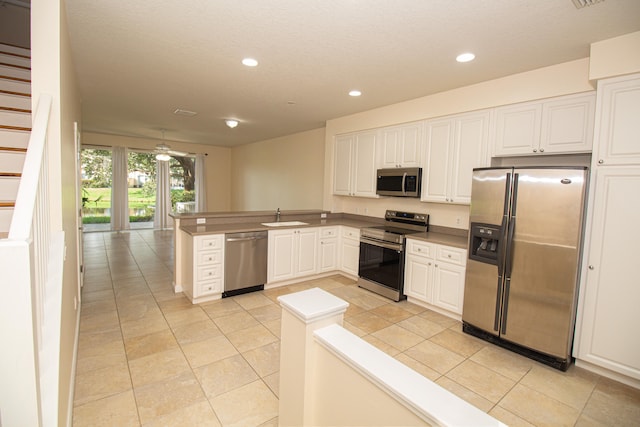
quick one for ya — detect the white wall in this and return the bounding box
[82,132,232,212]
[590,31,640,80]
[323,58,596,228]
[230,127,325,211]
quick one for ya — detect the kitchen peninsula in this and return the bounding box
[171,210,468,313]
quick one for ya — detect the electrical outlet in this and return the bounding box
[456,217,461,225]
[355,207,359,214]
[364,208,368,214]
[320,213,327,219]
[196,218,206,224]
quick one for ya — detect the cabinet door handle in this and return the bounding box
[540,148,545,153]
[533,148,538,153]
[598,159,604,164]
[588,265,595,270]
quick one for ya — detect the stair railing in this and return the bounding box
[0,93,62,427]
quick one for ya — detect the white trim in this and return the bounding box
[314,324,506,427]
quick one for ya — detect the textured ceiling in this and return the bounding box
[65,0,640,148]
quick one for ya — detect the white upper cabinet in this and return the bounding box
[379,122,423,168]
[592,74,640,166]
[422,110,490,205]
[333,130,379,197]
[493,92,595,156]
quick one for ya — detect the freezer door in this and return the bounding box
[500,168,587,359]
[462,168,511,334]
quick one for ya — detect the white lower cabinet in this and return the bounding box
[182,233,224,303]
[404,238,466,318]
[318,227,339,273]
[268,228,319,283]
[339,226,360,277]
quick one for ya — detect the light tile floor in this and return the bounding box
[73,230,640,426]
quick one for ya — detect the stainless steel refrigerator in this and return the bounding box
[462,167,588,370]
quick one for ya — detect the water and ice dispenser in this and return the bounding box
[468,223,502,265]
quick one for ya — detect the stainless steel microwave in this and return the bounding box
[376,167,422,197]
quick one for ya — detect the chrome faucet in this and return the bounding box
[276,207,281,222]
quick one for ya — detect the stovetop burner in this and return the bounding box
[360,210,429,245]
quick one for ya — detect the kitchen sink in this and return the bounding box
[261,221,309,227]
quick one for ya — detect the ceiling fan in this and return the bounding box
[154,143,188,161]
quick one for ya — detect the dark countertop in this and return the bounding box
[406,231,468,249]
[179,217,378,236]
[180,216,468,250]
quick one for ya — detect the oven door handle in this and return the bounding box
[360,237,403,252]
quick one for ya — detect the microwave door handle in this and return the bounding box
[402,172,407,195]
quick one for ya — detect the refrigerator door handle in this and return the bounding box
[494,172,512,332]
[501,277,511,335]
[493,276,503,331]
[504,215,516,280]
[501,173,519,335]
[494,215,508,332]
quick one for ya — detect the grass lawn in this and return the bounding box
[83,187,155,209]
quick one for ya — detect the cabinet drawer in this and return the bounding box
[436,245,467,266]
[320,227,339,238]
[406,239,435,258]
[197,264,222,281]
[341,227,360,241]
[198,278,222,295]
[197,235,224,251]
[197,250,222,266]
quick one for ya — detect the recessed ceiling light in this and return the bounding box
[225,119,239,128]
[349,90,362,97]
[242,58,258,67]
[456,53,476,63]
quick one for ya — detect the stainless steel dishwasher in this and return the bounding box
[223,231,268,297]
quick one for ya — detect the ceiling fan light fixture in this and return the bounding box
[156,153,171,161]
[225,119,239,128]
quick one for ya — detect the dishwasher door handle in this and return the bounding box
[226,236,267,242]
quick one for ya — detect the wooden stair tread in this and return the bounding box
[0,61,30,71]
[0,124,31,132]
[0,172,22,177]
[0,51,30,60]
[0,75,30,83]
[0,146,27,153]
[0,106,30,113]
[0,201,16,208]
[0,89,30,98]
